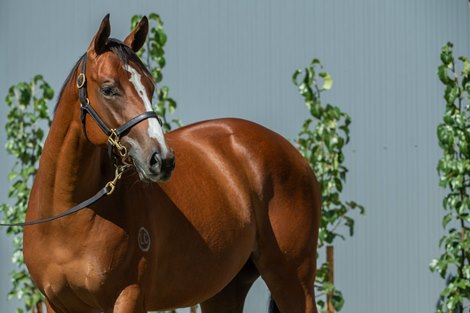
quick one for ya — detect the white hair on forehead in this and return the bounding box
[123,64,168,158]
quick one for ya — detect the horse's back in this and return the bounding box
[165,117,319,208]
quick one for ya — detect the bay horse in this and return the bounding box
[23,15,320,313]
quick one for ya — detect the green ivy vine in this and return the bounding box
[293,58,365,313]
[430,42,470,313]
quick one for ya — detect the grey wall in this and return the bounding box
[1,1,469,312]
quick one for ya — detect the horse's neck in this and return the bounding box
[33,93,110,216]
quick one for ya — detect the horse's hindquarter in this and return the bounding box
[143,118,320,308]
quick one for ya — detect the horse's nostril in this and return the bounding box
[149,152,161,173]
[149,152,175,177]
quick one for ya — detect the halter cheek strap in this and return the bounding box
[76,54,162,158]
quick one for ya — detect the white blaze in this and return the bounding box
[124,64,168,158]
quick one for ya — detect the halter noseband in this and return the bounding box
[77,53,161,160]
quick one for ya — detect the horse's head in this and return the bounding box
[79,15,175,183]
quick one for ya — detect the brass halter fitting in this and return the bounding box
[105,130,133,195]
[76,73,86,89]
[108,129,129,159]
[105,162,131,195]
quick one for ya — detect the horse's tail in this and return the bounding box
[268,296,281,313]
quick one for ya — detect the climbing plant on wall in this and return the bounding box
[0,75,53,313]
[293,58,365,313]
[430,42,470,313]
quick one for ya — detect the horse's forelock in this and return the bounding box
[107,38,150,77]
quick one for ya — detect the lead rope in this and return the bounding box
[0,134,131,227]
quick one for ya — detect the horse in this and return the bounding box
[23,15,321,313]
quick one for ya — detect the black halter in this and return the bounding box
[77,53,160,159]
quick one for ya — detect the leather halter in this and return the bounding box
[77,53,161,159]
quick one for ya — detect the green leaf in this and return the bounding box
[459,56,470,75]
[310,101,322,119]
[444,86,460,105]
[344,216,355,236]
[292,69,303,87]
[168,98,177,113]
[319,72,333,90]
[438,64,453,85]
[42,83,54,100]
[440,42,454,66]
[310,58,321,67]
[8,171,17,181]
[331,289,345,311]
[156,28,167,46]
[437,124,454,150]
[442,213,453,228]
[429,259,439,271]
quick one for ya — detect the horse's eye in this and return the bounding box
[101,86,119,97]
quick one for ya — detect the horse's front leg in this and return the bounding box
[111,284,145,313]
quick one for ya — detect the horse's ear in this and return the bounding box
[124,16,148,52]
[89,14,111,55]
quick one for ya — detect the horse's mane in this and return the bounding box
[54,38,151,113]
[54,55,84,113]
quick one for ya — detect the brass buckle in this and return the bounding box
[77,73,86,89]
[108,129,132,164]
[108,129,120,147]
[105,163,131,195]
